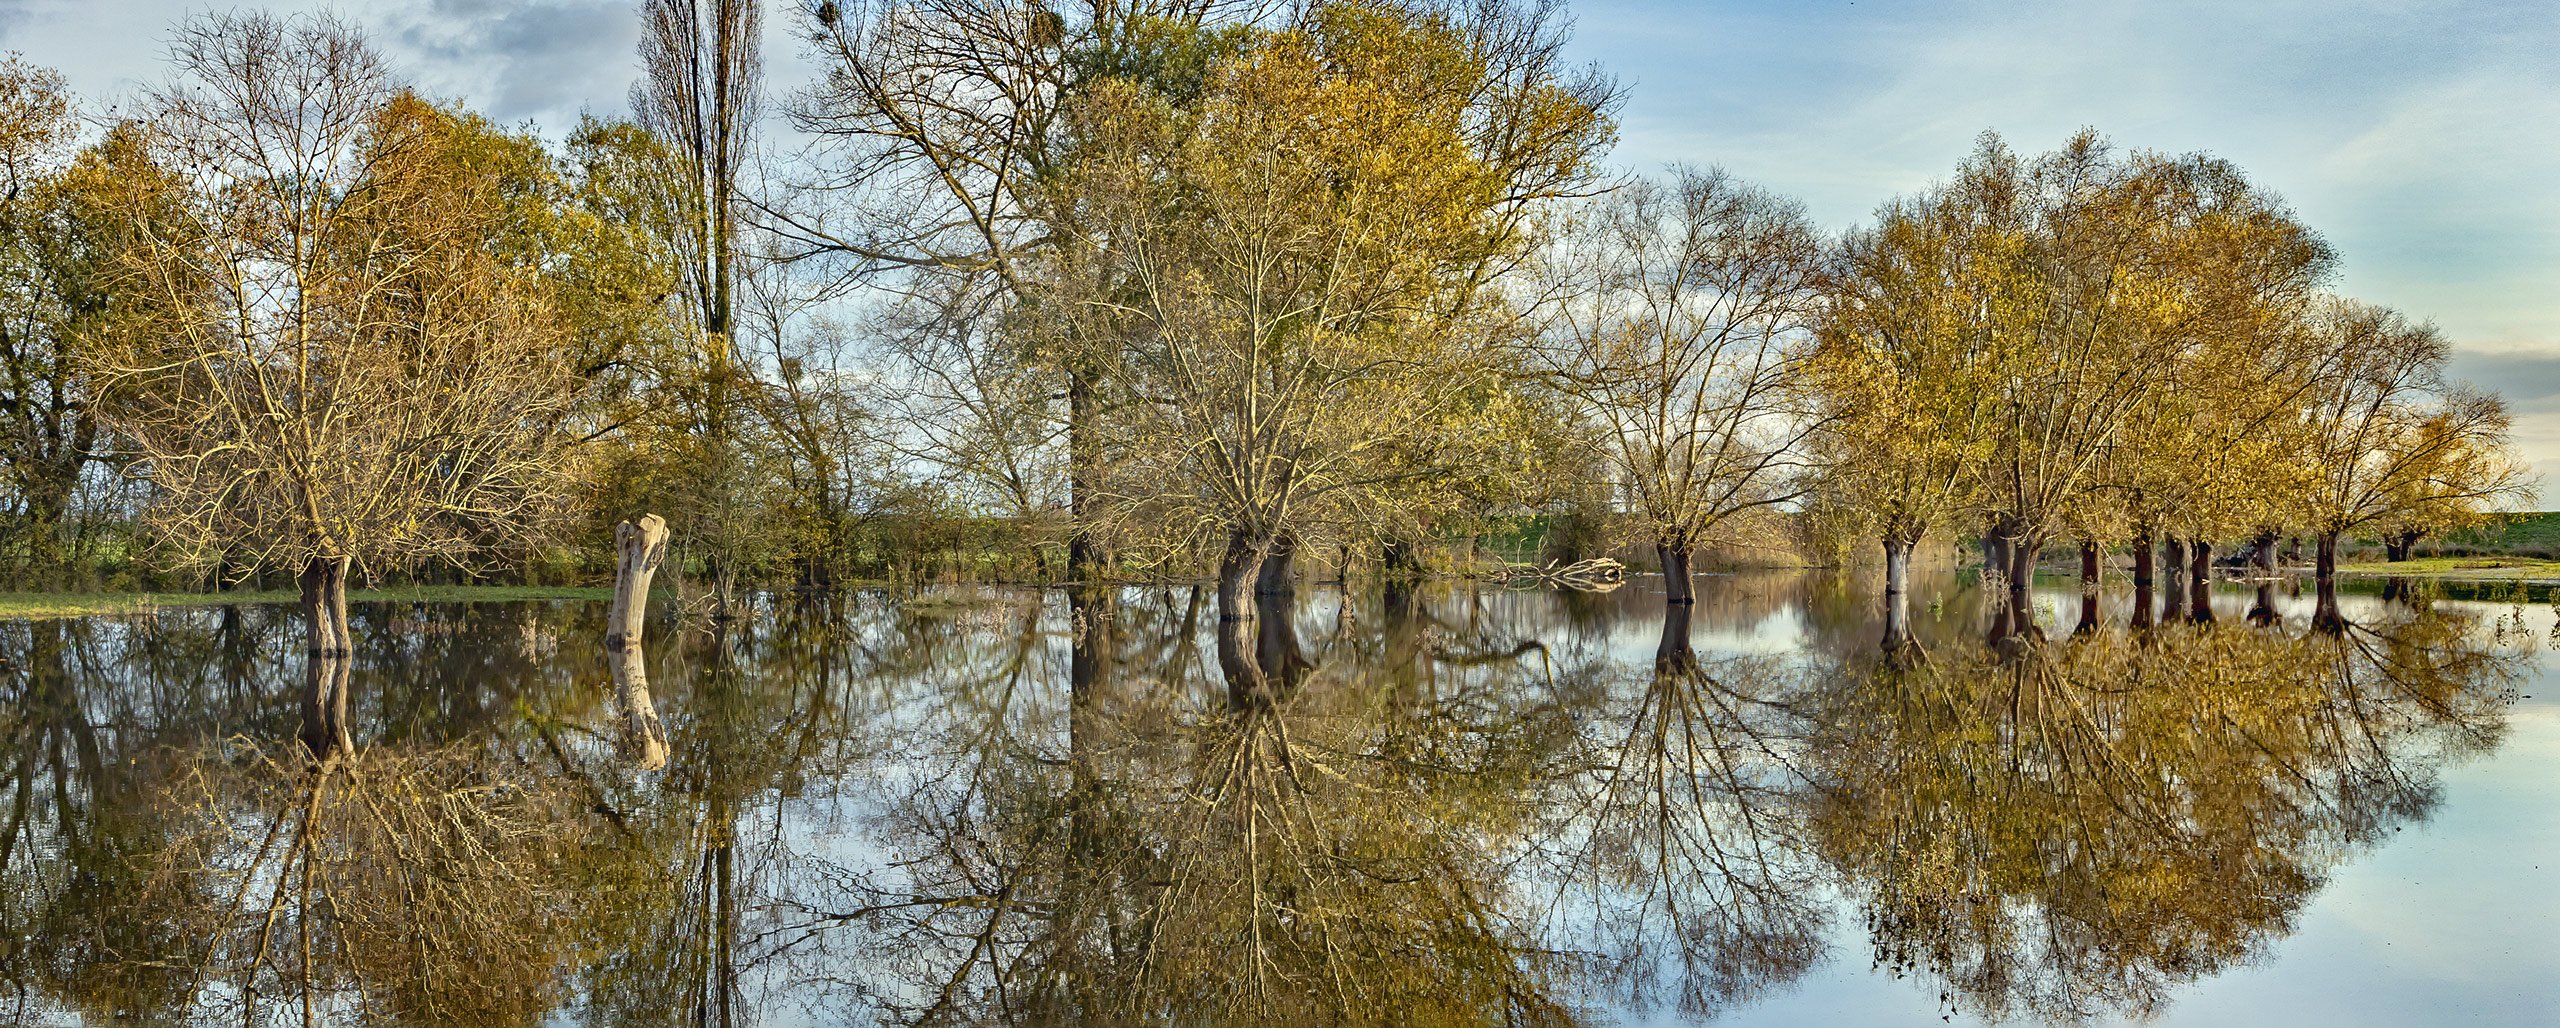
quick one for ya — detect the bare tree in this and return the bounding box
[2296,299,2527,623]
[87,14,580,756]
[1539,167,1828,604]
[782,0,1263,579]
[635,0,764,611]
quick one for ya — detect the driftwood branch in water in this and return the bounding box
[1487,557,1626,592]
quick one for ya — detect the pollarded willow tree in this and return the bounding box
[86,14,586,756]
[1807,188,2004,649]
[1539,166,1829,604]
[1036,0,1616,621]
[2093,152,2334,596]
[2295,298,2526,622]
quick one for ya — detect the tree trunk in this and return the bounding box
[1255,532,1298,598]
[2252,529,2279,576]
[1069,583,1118,699]
[1981,518,2013,588]
[610,514,670,770]
[1659,534,1696,605]
[1255,592,1312,692]
[1656,597,1697,674]
[2005,530,2038,636]
[298,555,353,761]
[2160,536,2187,623]
[1217,529,1267,623]
[1381,538,1422,580]
[2076,540,2101,635]
[18,464,76,584]
[2188,539,2214,623]
[2386,528,2421,562]
[1216,612,1267,709]
[2313,531,2343,632]
[2130,526,2154,629]
[1067,367,1100,581]
[2131,578,2154,631]
[1882,534,1914,653]
[2248,582,2279,625]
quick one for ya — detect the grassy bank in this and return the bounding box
[2430,511,2560,559]
[2332,556,2560,581]
[0,584,619,621]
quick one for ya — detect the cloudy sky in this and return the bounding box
[8,0,2556,495]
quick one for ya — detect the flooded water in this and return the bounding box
[1,573,2554,1026]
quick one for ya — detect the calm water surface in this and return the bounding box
[1,573,2553,1026]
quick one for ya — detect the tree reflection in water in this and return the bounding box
[0,578,2530,1025]
[1807,603,2517,1024]
[1532,600,1827,1019]
[777,590,1584,1026]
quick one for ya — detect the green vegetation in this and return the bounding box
[2422,511,2560,559]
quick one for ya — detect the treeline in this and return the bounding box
[0,1,2522,628]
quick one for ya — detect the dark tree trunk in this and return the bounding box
[1254,592,1312,692]
[1069,584,1119,700]
[2188,539,2214,623]
[1882,534,1914,653]
[2005,531,2037,631]
[1659,534,1696,605]
[298,555,354,760]
[2248,582,2279,625]
[2130,527,2155,632]
[2252,529,2279,576]
[1067,368,1100,581]
[2385,528,2422,562]
[2313,532,2343,632]
[2161,536,2187,623]
[18,464,77,583]
[1216,530,1267,624]
[1255,532,1298,598]
[1216,613,1267,709]
[1382,538,1422,580]
[1656,597,1697,674]
[1982,517,2014,587]
[2076,540,2101,635]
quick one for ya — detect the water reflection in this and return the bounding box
[1807,610,2512,1024]
[0,575,2531,1026]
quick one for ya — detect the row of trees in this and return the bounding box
[0,0,2524,631]
[1809,133,2525,637]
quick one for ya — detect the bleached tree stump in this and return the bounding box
[611,514,670,770]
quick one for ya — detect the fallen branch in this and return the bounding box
[1487,557,1626,592]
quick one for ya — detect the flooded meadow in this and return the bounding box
[1,573,2553,1026]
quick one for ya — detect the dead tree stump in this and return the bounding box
[611,514,670,770]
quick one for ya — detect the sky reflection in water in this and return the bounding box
[0,573,2552,1026]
